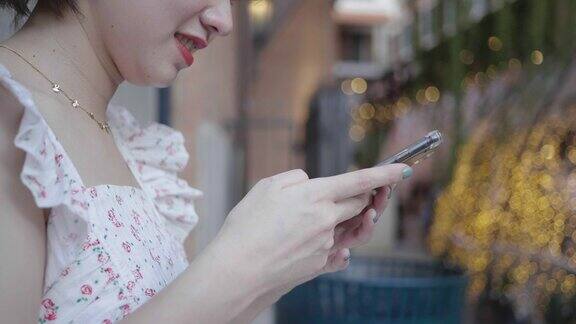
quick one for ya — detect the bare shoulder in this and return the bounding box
[0,81,47,322]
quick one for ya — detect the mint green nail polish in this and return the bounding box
[402,167,413,179]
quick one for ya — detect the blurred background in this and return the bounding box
[4,0,576,323]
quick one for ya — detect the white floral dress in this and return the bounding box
[0,63,204,323]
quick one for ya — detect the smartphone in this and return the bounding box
[376,130,443,166]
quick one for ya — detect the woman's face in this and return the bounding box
[89,0,233,87]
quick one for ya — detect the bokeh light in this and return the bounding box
[488,36,503,51]
[531,50,544,65]
[351,77,368,94]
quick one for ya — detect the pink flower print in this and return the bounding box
[149,249,161,265]
[54,153,63,167]
[130,224,141,241]
[107,209,123,227]
[117,290,125,301]
[133,266,143,281]
[154,187,170,198]
[25,175,47,198]
[41,298,55,309]
[60,267,70,277]
[44,308,57,321]
[102,320,112,324]
[122,242,131,253]
[98,253,110,263]
[89,187,98,198]
[177,214,192,225]
[126,281,135,291]
[81,284,93,295]
[26,175,42,189]
[132,210,141,225]
[166,142,177,155]
[115,194,124,205]
[82,238,101,251]
[104,267,119,284]
[120,303,131,316]
[145,288,156,297]
[70,197,90,211]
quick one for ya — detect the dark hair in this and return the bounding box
[1,0,80,25]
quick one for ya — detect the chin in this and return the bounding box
[122,63,178,88]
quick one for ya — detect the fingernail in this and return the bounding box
[344,252,351,262]
[369,209,378,223]
[402,167,413,179]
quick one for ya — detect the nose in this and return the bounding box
[200,2,234,38]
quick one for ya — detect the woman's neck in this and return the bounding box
[2,1,124,118]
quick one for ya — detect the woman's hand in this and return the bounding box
[208,164,412,306]
[243,186,394,319]
[330,185,393,254]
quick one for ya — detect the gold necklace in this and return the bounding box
[0,44,111,134]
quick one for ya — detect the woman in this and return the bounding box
[0,0,412,323]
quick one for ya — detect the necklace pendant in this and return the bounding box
[72,100,80,108]
[98,122,111,133]
[51,84,60,92]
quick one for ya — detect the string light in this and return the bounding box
[351,78,368,94]
[509,58,522,71]
[487,65,498,80]
[488,36,503,51]
[416,89,427,105]
[341,79,354,95]
[474,72,487,85]
[531,50,544,65]
[425,86,441,103]
[430,106,576,304]
[460,49,475,65]
[358,103,376,120]
[349,124,366,142]
[376,104,393,123]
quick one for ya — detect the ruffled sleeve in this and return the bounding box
[106,105,204,243]
[0,63,89,214]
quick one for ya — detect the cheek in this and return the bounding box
[109,36,179,87]
[97,5,181,86]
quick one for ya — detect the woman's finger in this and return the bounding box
[332,208,377,252]
[304,164,411,202]
[333,192,373,223]
[323,248,350,273]
[372,186,391,222]
[272,169,310,188]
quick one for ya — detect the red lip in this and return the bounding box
[175,37,194,67]
[178,32,208,49]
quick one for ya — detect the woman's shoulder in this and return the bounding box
[0,67,28,181]
[0,61,87,209]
